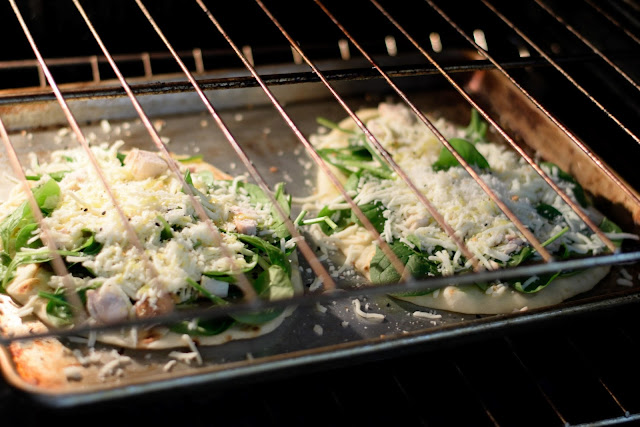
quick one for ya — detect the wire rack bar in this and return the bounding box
[192,0,414,283]
[504,335,568,425]
[416,0,620,252]
[254,0,481,270]
[534,0,640,92]
[72,0,259,300]
[314,0,555,262]
[131,0,337,291]
[481,0,640,145]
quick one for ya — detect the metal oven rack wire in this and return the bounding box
[0,0,639,423]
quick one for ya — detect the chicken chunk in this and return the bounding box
[230,207,258,235]
[86,282,133,324]
[134,292,175,318]
[124,149,168,180]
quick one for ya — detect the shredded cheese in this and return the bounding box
[412,310,442,320]
[307,103,630,274]
[351,299,385,323]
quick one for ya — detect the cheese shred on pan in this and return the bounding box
[307,103,636,314]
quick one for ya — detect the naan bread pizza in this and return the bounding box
[306,103,632,314]
[0,141,302,349]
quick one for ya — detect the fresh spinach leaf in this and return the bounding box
[536,203,562,220]
[0,179,60,256]
[512,271,562,293]
[370,240,439,285]
[184,169,193,186]
[39,289,74,324]
[507,246,534,267]
[14,223,40,252]
[116,152,127,166]
[73,230,103,256]
[25,171,70,182]
[541,162,588,207]
[229,265,293,325]
[235,233,289,273]
[317,146,392,180]
[315,205,351,235]
[600,216,623,248]
[170,316,235,336]
[238,182,292,239]
[464,109,489,144]
[432,138,490,172]
[156,215,173,242]
[351,201,386,234]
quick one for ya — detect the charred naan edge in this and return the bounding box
[310,109,612,314]
[0,295,81,388]
[1,154,303,349]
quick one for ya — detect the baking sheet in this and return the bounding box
[1,69,639,407]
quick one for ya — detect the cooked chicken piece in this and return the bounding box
[124,149,168,180]
[234,217,257,235]
[134,292,175,318]
[230,206,258,235]
[86,282,133,324]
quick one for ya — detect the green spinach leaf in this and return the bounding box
[536,203,562,220]
[170,316,235,336]
[370,240,439,285]
[600,216,623,248]
[235,233,289,273]
[512,271,562,293]
[38,289,73,325]
[541,162,588,207]
[229,265,293,325]
[464,109,489,144]
[351,201,386,234]
[0,179,60,256]
[432,138,490,172]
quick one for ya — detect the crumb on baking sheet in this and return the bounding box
[616,278,634,287]
[162,360,177,373]
[352,299,385,323]
[315,302,328,313]
[412,310,442,320]
[313,324,324,336]
[64,366,84,382]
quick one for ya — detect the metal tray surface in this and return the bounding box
[1,69,639,407]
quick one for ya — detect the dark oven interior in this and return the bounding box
[1,0,640,425]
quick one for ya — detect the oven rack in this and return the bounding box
[0,0,638,415]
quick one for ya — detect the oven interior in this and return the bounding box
[1,0,640,425]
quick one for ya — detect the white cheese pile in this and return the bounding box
[309,103,612,273]
[7,141,277,304]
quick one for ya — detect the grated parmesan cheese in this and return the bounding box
[313,324,324,336]
[162,360,177,372]
[352,299,385,323]
[616,278,634,287]
[307,103,627,276]
[412,310,442,320]
[63,366,84,381]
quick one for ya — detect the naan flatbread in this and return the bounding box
[307,103,622,314]
[0,145,302,349]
